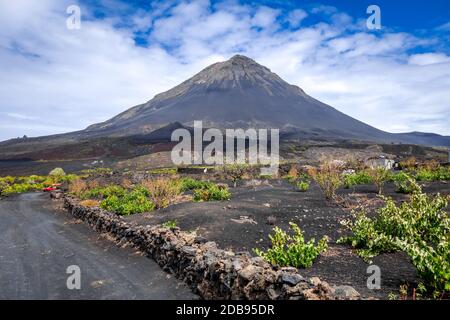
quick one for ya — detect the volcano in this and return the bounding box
[84,55,395,141]
[1,54,449,161]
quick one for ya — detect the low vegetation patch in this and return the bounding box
[148,167,178,175]
[193,183,231,202]
[180,177,214,192]
[338,179,449,297]
[254,222,328,268]
[366,167,390,194]
[100,186,155,216]
[297,181,309,192]
[415,167,450,182]
[162,220,178,228]
[343,171,373,189]
[0,170,78,197]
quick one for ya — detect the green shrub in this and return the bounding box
[49,167,66,177]
[343,171,373,188]
[162,220,178,228]
[297,181,309,192]
[180,178,214,192]
[80,185,126,200]
[254,222,328,268]
[416,167,450,182]
[393,172,419,194]
[193,184,231,202]
[366,167,391,194]
[100,187,155,215]
[338,179,449,296]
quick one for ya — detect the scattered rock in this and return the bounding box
[281,273,305,286]
[230,216,257,225]
[333,285,360,299]
[266,215,276,225]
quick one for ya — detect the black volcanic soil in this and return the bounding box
[126,180,450,299]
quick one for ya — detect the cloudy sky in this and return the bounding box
[0,0,449,141]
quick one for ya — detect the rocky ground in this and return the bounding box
[125,179,450,299]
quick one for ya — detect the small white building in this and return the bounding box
[365,155,396,170]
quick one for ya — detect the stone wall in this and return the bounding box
[63,196,360,300]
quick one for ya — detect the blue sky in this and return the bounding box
[0,0,449,140]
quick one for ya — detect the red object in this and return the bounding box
[43,187,56,192]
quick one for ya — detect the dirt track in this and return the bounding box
[0,193,196,300]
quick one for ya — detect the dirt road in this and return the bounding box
[0,193,197,300]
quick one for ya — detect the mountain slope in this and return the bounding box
[0,54,449,161]
[85,55,393,142]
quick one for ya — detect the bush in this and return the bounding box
[49,167,66,177]
[219,164,248,187]
[400,157,417,171]
[180,178,214,192]
[143,177,181,209]
[100,187,155,215]
[69,179,88,196]
[308,161,342,200]
[393,172,419,194]
[343,171,373,189]
[338,179,449,297]
[254,222,328,268]
[193,184,231,202]
[366,167,391,194]
[297,181,309,192]
[285,165,298,182]
[416,167,450,182]
[80,185,126,200]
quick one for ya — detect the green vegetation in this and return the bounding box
[180,178,214,192]
[366,167,391,194]
[343,171,373,188]
[49,167,66,177]
[0,170,78,197]
[254,222,328,268]
[297,181,309,192]
[338,179,449,297]
[79,185,126,200]
[100,186,154,216]
[193,184,231,202]
[415,167,450,182]
[392,172,418,194]
[162,220,178,228]
[148,167,178,175]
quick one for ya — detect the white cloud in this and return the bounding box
[287,9,308,28]
[0,0,449,141]
[408,53,450,65]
